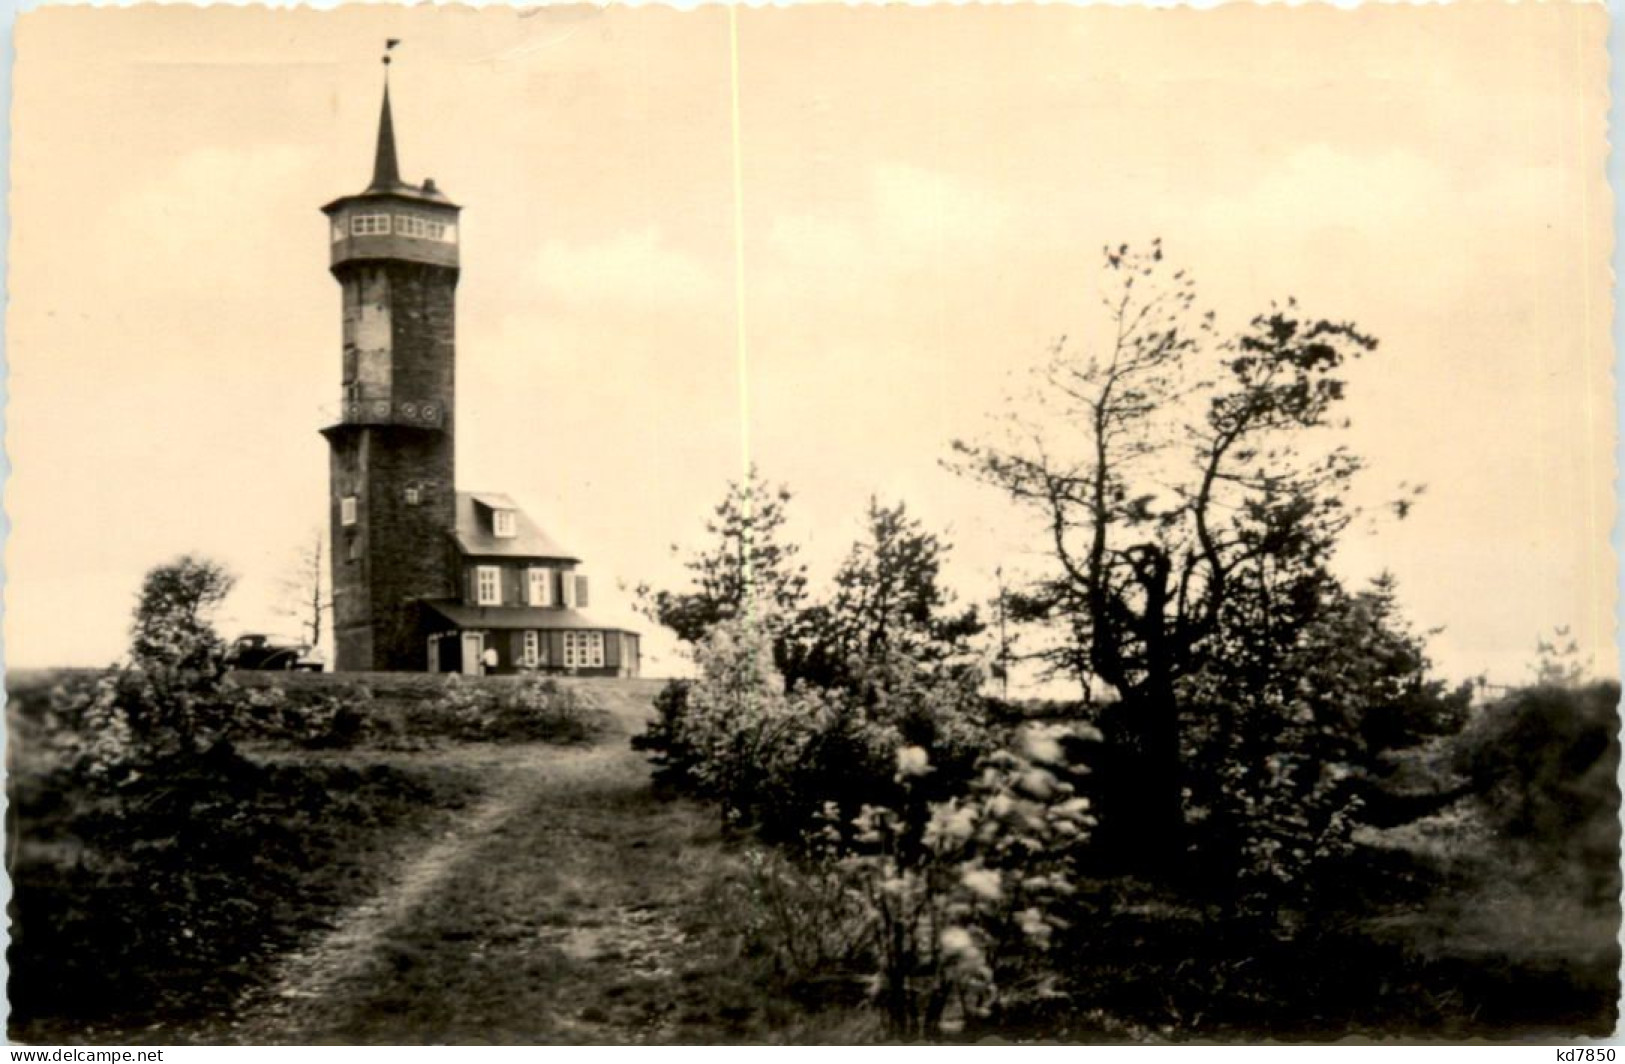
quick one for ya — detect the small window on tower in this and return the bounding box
[341,496,358,527]
[493,510,517,538]
[405,485,421,506]
[351,213,392,236]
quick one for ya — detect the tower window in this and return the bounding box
[340,495,358,527]
[493,510,517,538]
[394,214,448,241]
[405,485,421,506]
[475,566,501,606]
[522,630,541,668]
[350,213,392,236]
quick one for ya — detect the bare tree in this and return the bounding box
[279,527,332,647]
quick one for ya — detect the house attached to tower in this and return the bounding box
[320,74,640,677]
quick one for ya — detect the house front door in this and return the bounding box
[460,633,483,676]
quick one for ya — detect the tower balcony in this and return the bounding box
[319,396,447,432]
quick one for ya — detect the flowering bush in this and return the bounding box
[635,617,1104,1035]
[231,684,373,750]
[635,620,832,825]
[423,674,601,744]
[47,665,250,783]
[128,554,234,674]
[838,728,1099,1037]
[636,619,997,838]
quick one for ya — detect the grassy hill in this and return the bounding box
[8,667,1617,1043]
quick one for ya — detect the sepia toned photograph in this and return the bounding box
[4,2,1617,1044]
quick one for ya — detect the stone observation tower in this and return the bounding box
[317,52,641,678]
[320,63,462,671]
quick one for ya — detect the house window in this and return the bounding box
[340,495,358,526]
[476,566,501,606]
[351,213,392,236]
[563,631,605,669]
[347,535,361,562]
[405,485,421,506]
[522,630,540,668]
[528,567,554,607]
[493,509,517,538]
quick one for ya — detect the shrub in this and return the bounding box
[232,684,371,750]
[635,619,1000,839]
[1177,580,1472,925]
[1453,681,1620,893]
[129,555,234,674]
[730,845,873,1002]
[634,618,1104,1036]
[9,745,475,1034]
[837,729,1098,1037]
[46,665,248,780]
[635,621,827,826]
[417,674,602,745]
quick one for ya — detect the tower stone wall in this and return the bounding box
[321,81,463,672]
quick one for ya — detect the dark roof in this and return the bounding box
[468,491,517,510]
[370,82,402,192]
[320,80,458,212]
[425,601,636,634]
[453,491,579,562]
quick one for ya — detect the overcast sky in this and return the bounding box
[6,3,1613,686]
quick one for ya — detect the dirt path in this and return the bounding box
[208,709,768,1044]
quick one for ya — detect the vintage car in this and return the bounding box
[225,633,326,672]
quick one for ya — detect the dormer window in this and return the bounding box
[493,509,517,538]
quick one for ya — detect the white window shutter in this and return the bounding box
[561,571,576,608]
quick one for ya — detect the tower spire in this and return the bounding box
[369,42,402,191]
